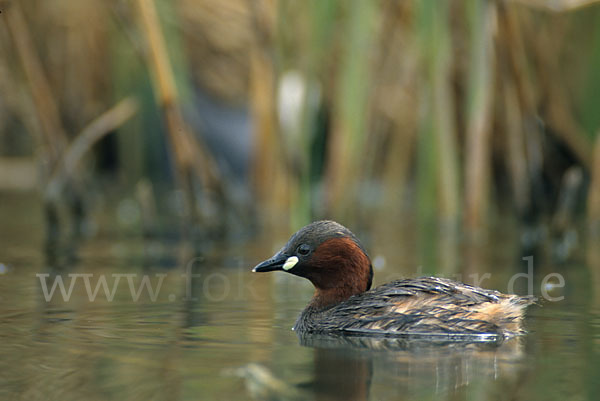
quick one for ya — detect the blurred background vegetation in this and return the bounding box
[0,0,599,256]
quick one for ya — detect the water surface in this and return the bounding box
[0,193,598,400]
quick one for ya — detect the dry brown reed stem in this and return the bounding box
[249,49,290,212]
[5,2,68,163]
[0,41,40,150]
[325,116,352,216]
[589,133,600,231]
[434,81,460,222]
[248,0,290,215]
[45,97,139,201]
[503,79,531,215]
[527,12,593,168]
[369,1,417,216]
[432,5,459,222]
[495,5,532,216]
[379,75,417,214]
[464,1,496,230]
[496,3,546,212]
[135,0,220,201]
[325,0,376,217]
[496,3,537,119]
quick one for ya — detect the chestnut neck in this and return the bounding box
[305,237,372,309]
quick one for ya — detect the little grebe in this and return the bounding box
[253,220,535,340]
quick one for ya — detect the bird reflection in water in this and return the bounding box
[231,334,527,401]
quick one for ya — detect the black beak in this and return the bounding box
[252,252,288,273]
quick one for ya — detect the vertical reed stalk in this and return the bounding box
[6,2,81,240]
[496,3,545,213]
[503,79,531,216]
[532,20,593,168]
[289,0,337,227]
[464,0,496,231]
[415,0,459,224]
[325,0,376,217]
[249,0,291,219]
[371,1,416,217]
[415,0,437,225]
[249,44,290,214]
[496,3,536,115]
[135,0,220,217]
[380,114,415,216]
[495,5,530,217]
[430,1,460,222]
[5,3,68,164]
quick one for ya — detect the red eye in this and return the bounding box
[297,244,311,256]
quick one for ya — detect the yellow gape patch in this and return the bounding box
[282,256,299,271]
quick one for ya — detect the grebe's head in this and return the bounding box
[252,221,373,307]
